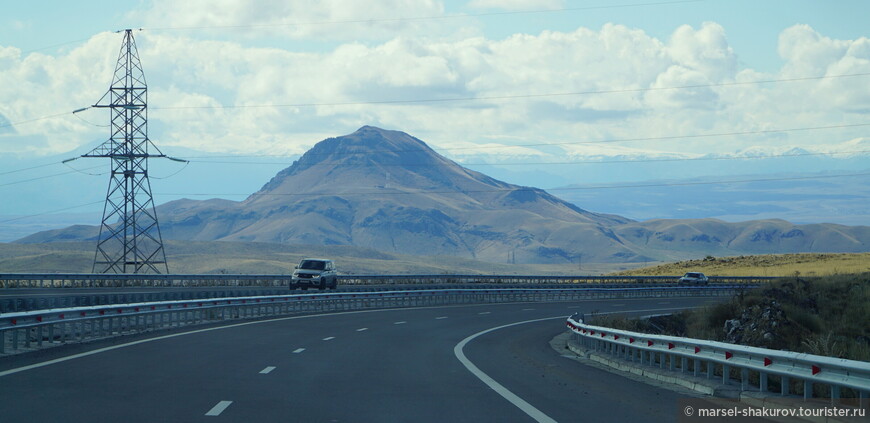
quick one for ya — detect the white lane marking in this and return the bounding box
[205,400,233,416]
[455,305,699,423]
[522,308,535,311]
[356,328,368,332]
[0,299,696,378]
[259,366,276,374]
[323,336,335,341]
[454,317,562,423]
[394,321,407,325]
[436,316,448,320]
[478,312,491,315]
[293,348,305,354]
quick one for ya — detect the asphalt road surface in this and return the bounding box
[0,296,720,422]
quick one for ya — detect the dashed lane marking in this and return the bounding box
[323,336,335,341]
[522,308,535,311]
[478,312,491,315]
[293,348,305,354]
[357,328,368,332]
[394,321,407,325]
[436,316,448,320]
[205,401,233,416]
[259,366,276,374]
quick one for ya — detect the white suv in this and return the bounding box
[678,272,709,285]
[291,258,338,290]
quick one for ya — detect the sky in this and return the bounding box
[0,0,869,228]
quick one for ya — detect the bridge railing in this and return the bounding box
[0,286,742,355]
[0,273,777,288]
[566,314,870,406]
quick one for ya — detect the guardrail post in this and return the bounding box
[706,361,713,379]
[830,385,839,405]
[693,359,700,377]
[803,380,812,400]
[722,364,730,385]
[681,357,687,373]
[741,368,749,390]
[760,372,768,392]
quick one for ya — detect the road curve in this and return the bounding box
[0,296,719,422]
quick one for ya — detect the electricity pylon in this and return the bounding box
[81,29,169,273]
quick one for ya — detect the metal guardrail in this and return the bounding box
[566,314,870,405]
[0,273,777,288]
[0,286,741,355]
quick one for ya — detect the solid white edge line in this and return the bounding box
[454,306,699,423]
[0,298,706,378]
[205,400,233,416]
[454,316,562,423]
[259,366,276,374]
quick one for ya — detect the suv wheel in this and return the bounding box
[319,278,326,290]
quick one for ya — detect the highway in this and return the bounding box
[0,296,719,422]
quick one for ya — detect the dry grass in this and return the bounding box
[610,252,870,277]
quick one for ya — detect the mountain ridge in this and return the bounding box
[16,126,870,263]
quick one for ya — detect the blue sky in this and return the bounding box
[1,0,869,228]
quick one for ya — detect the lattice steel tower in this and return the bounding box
[82,29,169,273]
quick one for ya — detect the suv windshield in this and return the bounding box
[300,260,326,270]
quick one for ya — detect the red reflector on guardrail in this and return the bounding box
[764,357,772,366]
[629,338,635,344]
[648,340,653,346]
[695,347,700,354]
[36,316,43,322]
[80,312,86,317]
[725,352,733,360]
[590,331,595,335]
[151,306,156,310]
[59,314,65,319]
[812,365,821,375]
[614,335,619,340]
[117,309,123,314]
[99,310,105,315]
[668,343,674,350]
[600,332,606,338]
[10,319,16,325]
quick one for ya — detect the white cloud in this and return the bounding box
[1,21,868,162]
[466,0,563,10]
[134,0,450,41]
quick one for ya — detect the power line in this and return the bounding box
[155,172,870,199]
[149,72,870,112]
[0,165,105,188]
[0,200,105,224]
[144,0,703,32]
[4,72,868,131]
[185,149,870,168]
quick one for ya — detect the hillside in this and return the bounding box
[16,126,870,265]
[610,252,870,277]
[0,241,629,275]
